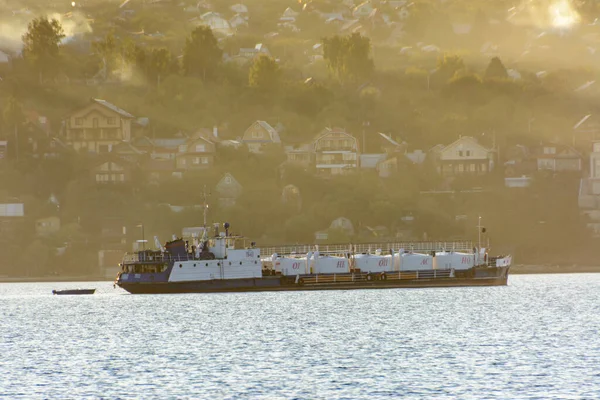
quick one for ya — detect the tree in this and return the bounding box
[22,17,65,84]
[322,33,374,83]
[484,57,509,80]
[92,33,119,81]
[436,54,465,82]
[3,97,25,160]
[182,26,222,81]
[248,54,281,93]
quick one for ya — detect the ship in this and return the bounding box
[115,218,511,295]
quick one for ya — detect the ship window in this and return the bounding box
[217,263,220,266]
[194,264,196,267]
[179,264,182,268]
[240,262,242,265]
[206,263,208,266]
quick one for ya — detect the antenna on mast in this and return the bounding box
[477,216,487,250]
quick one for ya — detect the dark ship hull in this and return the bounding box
[117,266,509,295]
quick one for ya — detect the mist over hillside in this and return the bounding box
[1,0,599,278]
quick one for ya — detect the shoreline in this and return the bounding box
[1,265,600,283]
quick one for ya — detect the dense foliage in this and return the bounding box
[0,0,599,277]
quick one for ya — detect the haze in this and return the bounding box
[0,0,599,278]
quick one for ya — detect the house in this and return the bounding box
[110,141,146,163]
[230,13,248,29]
[241,120,281,153]
[0,203,24,236]
[35,216,61,236]
[503,144,537,177]
[284,143,313,166]
[64,98,135,153]
[530,143,582,172]
[314,128,359,175]
[573,114,600,147]
[176,136,216,170]
[91,159,133,184]
[197,12,232,36]
[432,136,494,176]
[377,132,405,153]
[216,173,243,207]
[281,7,299,23]
[147,135,189,160]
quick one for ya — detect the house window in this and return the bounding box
[195,144,205,152]
[482,164,487,172]
[119,174,125,181]
[201,157,209,164]
[458,150,463,157]
[543,147,556,154]
[470,163,476,172]
[107,117,116,125]
[252,131,263,139]
[178,145,186,153]
[458,164,464,172]
[75,118,83,126]
[193,157,200,165]
[224,177,232,184]
[466,150,471,157]
[93,118,99,128]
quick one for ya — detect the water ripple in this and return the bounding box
[1,274,600,399]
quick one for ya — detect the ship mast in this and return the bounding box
[477,215,482,251]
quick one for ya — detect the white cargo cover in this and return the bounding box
[353,254,397,273]
[400,252,433,271]
[434,251,475,270]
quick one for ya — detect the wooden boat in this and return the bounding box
[52,289,96,295]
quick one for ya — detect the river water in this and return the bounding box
[1,274,599,399]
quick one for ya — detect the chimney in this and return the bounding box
[213,126,218,138]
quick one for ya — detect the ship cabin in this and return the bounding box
[119,223,257,274]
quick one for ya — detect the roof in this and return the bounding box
[93,99,135,119]
[378,132,402,147]
[243,120,281,143]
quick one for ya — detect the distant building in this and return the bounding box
[241,120,281,153]
[64,98,135,154]
[431,136,494,176]
[216,173,243,207]
[530,143,582,172]
[314,128,359,175]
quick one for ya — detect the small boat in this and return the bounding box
[52,289,96,295]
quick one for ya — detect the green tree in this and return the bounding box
[21,17,65,84]
[248,54,281,92]
[182,26,222,80]
[92,33,118,80]
[322,33,374,83]
[484,57,509,80]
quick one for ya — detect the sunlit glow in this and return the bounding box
[549,0,580,29]
[71,1,76,6]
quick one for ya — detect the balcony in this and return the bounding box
[68,128,122,141]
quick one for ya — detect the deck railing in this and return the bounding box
[261,241,474,257]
